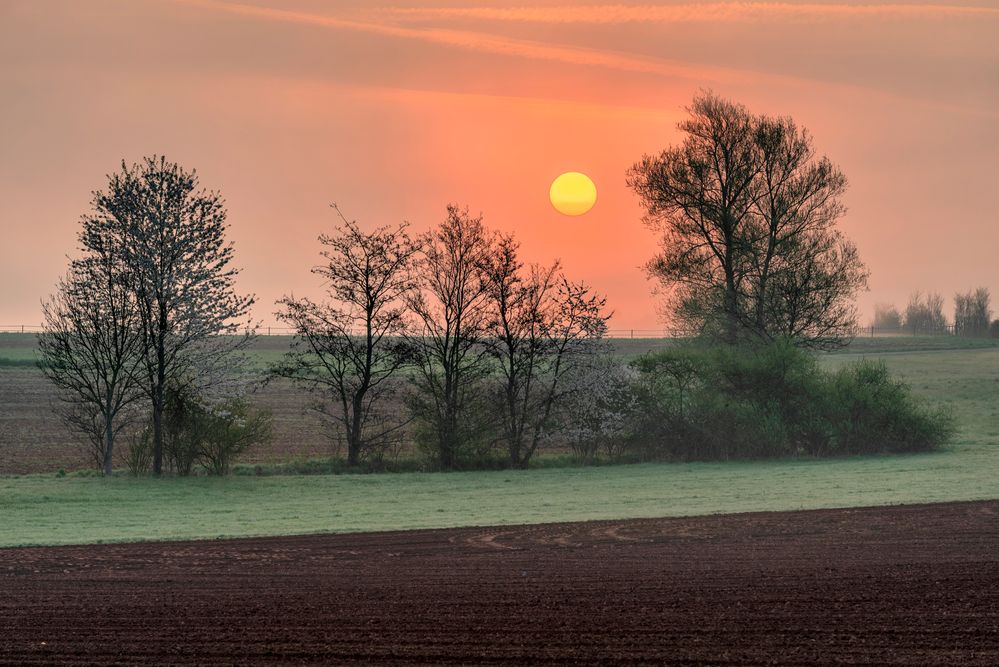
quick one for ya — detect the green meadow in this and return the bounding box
[1,335,996,548]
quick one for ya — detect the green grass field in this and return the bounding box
[2,448,996,548]
[1,334,997,548]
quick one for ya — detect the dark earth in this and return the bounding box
[2,500,997,665]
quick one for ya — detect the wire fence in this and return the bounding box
[1,324,676,339]
[1,324,979,338]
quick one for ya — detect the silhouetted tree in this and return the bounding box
[406,205,494,470]
[276,205,419,466]
[873,303,903,331]
[482,234,609,468]
[80,156,255,475]
[39,237,145,476]
[954,288,991,337]
[627,91,867,349]
[903,292,947,334]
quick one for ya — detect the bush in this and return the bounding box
[629,340,952,461]
[823,361,955,455]
[125,428,153,476]
[145,384,272,476]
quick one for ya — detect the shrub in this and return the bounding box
[144,384,272,475]
[125,428,153,476]
[823,361,955,455]
[629,340,952,461]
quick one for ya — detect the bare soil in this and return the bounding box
[2,500,997,665]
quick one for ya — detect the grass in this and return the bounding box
[2,449,996,548]
[1,334,996,548]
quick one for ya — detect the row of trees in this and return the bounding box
[41,159,609,475]
[41,93,942,474]
[873,288,995,337]
[275,204,608,470]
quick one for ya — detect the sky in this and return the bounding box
[1,0,997,331]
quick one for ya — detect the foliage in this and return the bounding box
[629,341,953,461]
[147,383,272,476]
[275,205,418,466]
[559,356,638,462]
[823,361,955,455]
[627,91,867,349]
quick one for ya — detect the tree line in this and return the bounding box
[39,160,610,475]
[873,288,995,337]
[40,93,950,476]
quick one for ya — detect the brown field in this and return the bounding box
[2,500,997,665]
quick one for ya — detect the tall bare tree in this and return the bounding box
[628,91,867,349]
[482,234,609,468]
[80,156,255,475]
[276,205,419,466]
[406,205,494,470]
[38,236,145,476]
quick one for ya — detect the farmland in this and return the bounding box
[1,334,997,547]
[2,501,996,664]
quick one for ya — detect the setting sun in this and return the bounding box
[549,172,597,216]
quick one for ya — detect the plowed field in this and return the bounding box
[2,501,997,665]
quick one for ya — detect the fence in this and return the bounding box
[4,324,982,339]
[0,324,676,339]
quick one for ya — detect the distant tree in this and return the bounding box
[873,303,903,331]
[406,205,494,470]
[275,205,419,466]
[627,91,867,349]
[954,288,991,337]
[38,239,145,476]
[903,292,947,334]
[80,156,255,475]
[481,234,609,468]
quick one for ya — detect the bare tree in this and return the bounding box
[904,292,947,334]
[482,235,609,468]
[627,91,867,348]
[38,239,145,476]
[406,205,494,470]
[80,156,255,475]
[954,288,991,337]
[276,205,419,466]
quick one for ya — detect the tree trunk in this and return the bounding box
[152,391,164,475]
[348,394,364,467]
[103,415,115,477]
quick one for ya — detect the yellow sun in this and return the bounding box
[549,171,597,216]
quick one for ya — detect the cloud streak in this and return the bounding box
[373,3,999,25]
[176,0,791,86]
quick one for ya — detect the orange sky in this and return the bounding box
[1,0,997,331]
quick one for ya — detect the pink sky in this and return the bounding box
[1,0,997,330]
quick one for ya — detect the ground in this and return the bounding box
[2,500,997,665]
